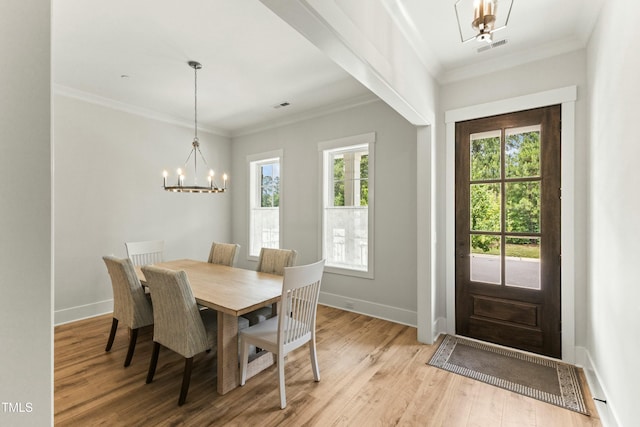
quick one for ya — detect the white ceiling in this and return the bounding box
[52,0,603,135]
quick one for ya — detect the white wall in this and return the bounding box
[586,1,640,425]
[437,50,589,340]
[53,95,232,324]
[0,0,51,424]
[231,101,419,324]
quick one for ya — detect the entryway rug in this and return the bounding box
[427,335,588,414]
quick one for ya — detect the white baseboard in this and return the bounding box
[575,346,619,427]
[319,291,417,327]
[54,299,113,326]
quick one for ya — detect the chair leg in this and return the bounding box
[105,318,118,352]
[178,357,194,406]
[123,328,139,367]
[278,353,286,409]
[146,342,160,384]
[239,338,249,386]
[309,338,320,382]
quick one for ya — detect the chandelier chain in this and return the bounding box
[194,64,198,141]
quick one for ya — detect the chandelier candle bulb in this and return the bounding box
[163,170,168,187]
[223,173,228,189]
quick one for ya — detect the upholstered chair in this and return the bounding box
[102,256,154,367]
[243,248,298,326]
[141,265,217,406]
[207,242,240,267]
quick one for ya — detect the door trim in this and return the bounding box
[444,86,577,362]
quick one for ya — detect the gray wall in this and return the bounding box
[53,95,232,323]
[586,1,640,425]
[0,0,52,424]
[231,100,419,324]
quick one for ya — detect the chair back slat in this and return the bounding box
[125,240,165,266]
[278,260,324,348]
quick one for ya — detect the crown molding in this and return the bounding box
[53,84,231,138]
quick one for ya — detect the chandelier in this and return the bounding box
[455,0,513,43]
[163,61,227,193]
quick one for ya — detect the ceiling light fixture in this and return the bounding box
[163,61,227,193]
[455,0,513,43]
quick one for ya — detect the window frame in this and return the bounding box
[319,132,375,278]
[247,150,283,261]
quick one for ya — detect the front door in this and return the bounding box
[455,105,561,358]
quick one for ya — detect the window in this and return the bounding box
[249,151,282,258]
[320,133,375,277]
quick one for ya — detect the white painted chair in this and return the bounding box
[239,259,325,409]
[207,242,240,267]
[125,240,165,266]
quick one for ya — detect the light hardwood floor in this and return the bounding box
[55,305,601,426]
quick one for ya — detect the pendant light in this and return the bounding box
[163,61,227,193]
[455,0,513,43]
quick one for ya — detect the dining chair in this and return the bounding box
[208,242,240,267]
[141,265,217,406]
[256,247,298,275]
[239,259,325,409]
[102,256,154,367]
[125,240,165,266]
[243,248,298,326]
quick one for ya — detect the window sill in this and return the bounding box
[323,265,373,280]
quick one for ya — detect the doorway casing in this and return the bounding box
[444,86,577,362]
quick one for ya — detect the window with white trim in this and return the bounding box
[320,133,374,277]
[249,151,282,258]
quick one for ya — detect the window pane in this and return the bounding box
[323,141,371,273]
[470,235,501,284]
[506,182,540,233]
[325,207,368,271]
[505,237,540,289]
[505,125,541,178]
[470,183,501,232]
[250,208,279,256]
[250,156,281,257]
[470,130,501,181]
[260,163,280,208]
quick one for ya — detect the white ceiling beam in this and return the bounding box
[261,0,436,126]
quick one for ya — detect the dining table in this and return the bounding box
[135,258,283,395]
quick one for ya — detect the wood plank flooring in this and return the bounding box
[55,305,601,426]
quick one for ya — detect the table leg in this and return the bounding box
[217,311,239,395]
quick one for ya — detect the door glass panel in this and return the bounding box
[470,183,501,232]
[505,125,541,178]
[505,237,541,289]
[470,235,501,284]
[470,130,501,180]
[506,182,541,233]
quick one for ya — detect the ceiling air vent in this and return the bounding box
[477,39,508,53]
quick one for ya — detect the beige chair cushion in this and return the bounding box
[256,248,298,276]
[141,266,211,358]
[103,256,153,329]
[208,242,240,267]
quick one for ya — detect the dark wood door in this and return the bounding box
[455,105,561,358]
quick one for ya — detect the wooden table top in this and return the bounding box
[135,259,283,317]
